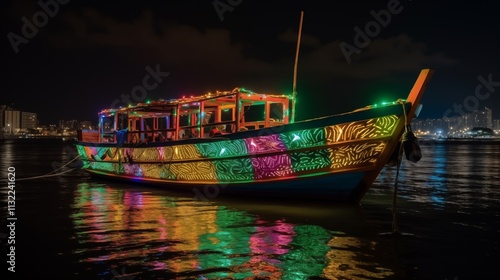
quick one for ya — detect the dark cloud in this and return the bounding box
[48,9,273,75]
[47,8,456,81]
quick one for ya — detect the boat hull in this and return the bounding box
[86,167,371,201]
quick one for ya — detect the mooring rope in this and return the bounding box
[47,155,82,174]
[392,99,409,234]
[0,155,83,182]
[11,167,80,181]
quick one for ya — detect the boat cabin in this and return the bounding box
[78,88,292,143]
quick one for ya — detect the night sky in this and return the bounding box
[2,0,499,125]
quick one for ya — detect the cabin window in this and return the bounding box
[144,118,154,130]
[158,117,167,130]
[117,114,128,130]
[129,119,140,131]
[179,115,190,127]
[269,103,284,122]
[243,104,265,122]
[221,109,233,121]
[102,116,114,132]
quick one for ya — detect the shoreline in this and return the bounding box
[419,137,500,145]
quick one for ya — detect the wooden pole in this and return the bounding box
[291,11,304,123]
[235,90,241,132]
[405,69,434,123]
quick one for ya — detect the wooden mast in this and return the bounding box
[291,11,304,123]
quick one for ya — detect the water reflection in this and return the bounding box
[375,143,500,210]
[4,138,499,279]
[412,144,448,207]
[71,182,402,279]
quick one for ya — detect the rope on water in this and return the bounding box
[12,167,80,181]
[392,142,403,234]
[48,155,82,174]
[392,99,409,235]
[0,155,83,182]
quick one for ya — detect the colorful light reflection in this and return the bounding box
[70,183,399,278]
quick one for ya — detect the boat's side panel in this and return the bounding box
[76,110,404,201]
[86,168,367,201]
[76,115,399,180]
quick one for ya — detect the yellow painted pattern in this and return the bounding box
[329,141,387,169]
[325,115,398,143]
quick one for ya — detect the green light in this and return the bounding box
[146,100,151,104]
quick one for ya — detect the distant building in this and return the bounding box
[4,108,21,134]
[1,105,40,134]
[0,105,5,132]
[79,121,93,130]
[21,112,37,129]
[412,118,447,136]
[59,119,79,130]
[471,107,492,128]
[494,119,500,131]
[444,116,462,134]
[412,107,495,138]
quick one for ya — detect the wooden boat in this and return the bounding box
[75,69,433,202]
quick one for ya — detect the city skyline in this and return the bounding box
[2,102,498,138]
[412,107,499,137]
[0,104,94,134]
[2,1,500,124]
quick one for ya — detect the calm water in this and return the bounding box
[1,139,499,280]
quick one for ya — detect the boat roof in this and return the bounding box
[99,87,291,115]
